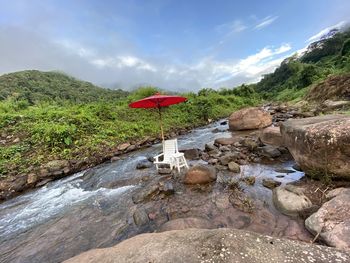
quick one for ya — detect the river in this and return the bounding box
[0,120,310,263]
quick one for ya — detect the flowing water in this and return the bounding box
[0,121,309,263]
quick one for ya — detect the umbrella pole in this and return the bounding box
[158,107,165,142]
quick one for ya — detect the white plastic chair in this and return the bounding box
[154,139,189,172]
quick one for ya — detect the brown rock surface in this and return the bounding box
[64,228,350,263]
[159,217,214,232]
[229,107,272,131]
[280,115,350,179]
[259,126,283,146]
[305,188,350,250]
[184,165,216,184]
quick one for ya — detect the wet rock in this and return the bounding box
[180,148,200,160]
[219,152,239,165]
[158,168,172,175]
[262,178,281,189]
[207,158,218,165]
[220,120,228,125]
[219,145,230,152]
[132,183,160,204]
[207,149,221,158]
[111,156,120,162]
[214,137,238,145]
[133,208,149,226]
[280,115,350,179]
[204,143,216,152]
[305,188,350,250]
[228,162,240,173]
[274,168,295,174]
[184,165,216,184]
[241,176,256,185]
[35,178,53,187]
[136,159,153,169]
[292,163,302,171]
[229,107,272,131]
[259,126,283,146]
[240,138,258,151]
[126,145,136,151]
[117,142,130,151]
[273,185,312,216]
[158,181,174,195]
[159,217,214,232]
[258,146,281,158]
[64,228,350,263]
[26,173,38,185]
[44,160,69,172]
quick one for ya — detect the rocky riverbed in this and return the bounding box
[1,104,350,263]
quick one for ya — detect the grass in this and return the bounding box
[0,89,260,179]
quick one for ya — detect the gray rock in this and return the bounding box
[180,148,200,160]
[219,152,239,165]
[258,145,281,158]
[136,159,153,169]
[228,162,240,173]
[133,208,149,226]
[305,188,350,250]
[204,143,216,152]
[262,178,281,189]
[132,182,160,204]
[273,185,313,216]
[219,145,230,152]
[65,228,350,263]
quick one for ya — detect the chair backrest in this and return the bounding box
[163,139,178,162]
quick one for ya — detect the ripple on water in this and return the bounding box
[0,179,135,238]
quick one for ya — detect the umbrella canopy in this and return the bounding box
[128,92,187,141]
[129,93,187,108]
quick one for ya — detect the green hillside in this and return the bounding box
[0,70,128,103]
[255,28,350,100]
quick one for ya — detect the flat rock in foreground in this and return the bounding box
[305,188,350,250]
[280,115,350,179]
[64,228,350,263]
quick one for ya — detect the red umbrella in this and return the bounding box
[129,92,187,141]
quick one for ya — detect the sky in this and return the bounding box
[0,0,349,91]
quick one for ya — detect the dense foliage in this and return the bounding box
[0,70,128,103]
[255,29,350,100]
[0,82,260,177]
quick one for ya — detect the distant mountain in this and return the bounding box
[0,70,129,104]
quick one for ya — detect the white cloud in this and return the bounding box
[186,43,291,87]
[307,20,348,42]
[215,20,247,35]
[255,16,278,30]
[0,25,292,91]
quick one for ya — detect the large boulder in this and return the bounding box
[64,228,350,263]
[259,126,283,146]
[273,185,313,216]
[159,217,214,232]
[305,188,350,250]
[184,165,216,184]
[280,115,350,179]
[229,107,272,131]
